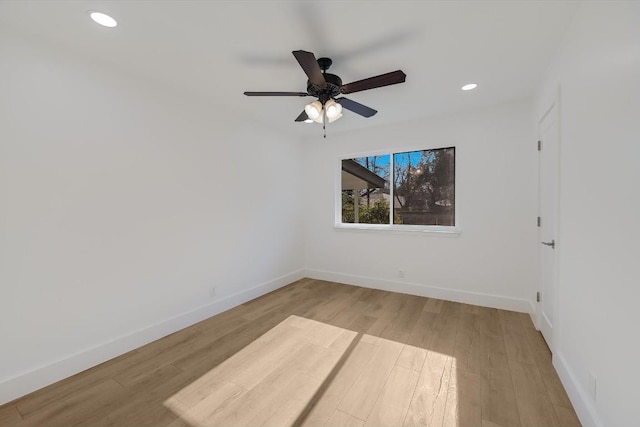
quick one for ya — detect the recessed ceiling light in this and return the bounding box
[90,12,117,28]
[461,83,478,91]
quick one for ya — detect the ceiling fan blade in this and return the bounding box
[244,91,308,96]
[336,98,377,118]
[295,110,309,122]
[292,50,327,88]
[340,70,406,94]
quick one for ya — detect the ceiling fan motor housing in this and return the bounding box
[307,72,342,101]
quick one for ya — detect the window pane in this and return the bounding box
[393,147,455,226]
[341,155,391,224]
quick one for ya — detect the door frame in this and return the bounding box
[537,94,561,353]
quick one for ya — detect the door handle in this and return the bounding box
[541,240,555,249]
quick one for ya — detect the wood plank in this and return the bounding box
[378,294,427,343]
[347,313,379,334]
[553,403,582,427]
[174,321,308,405]
[17,379,125,427]
[405,310,438,349]
[428,312,459,356]
[94,365,196,426]
[168,381,247,427]
[403,349,453,426]
[499,310,537,365]
[326,409,365,427]
[537,359,574,409]
[460,302,480,314]
[479,327,521,427]
[111,329,202,387]
[365,365,418,426]
[177,379,277,426]
[453,310,482,374]
[330,300,371,330]
[226,333,307,390]
[423,297,444,313]
[365,292,407,339]
[163,397,192,427]
[306,333,358,381]
[522,327,551,364]
[518,312,536,330]
[478,306,502,336]
[338,337,404,420]
[247,372,322,426]
[13,350,141,419]
[170,308,295,376]
[444,368,481,427]
[509,359,560,427]
[301,340,378,426]
[396,344,427,372]
[0,405,22,426]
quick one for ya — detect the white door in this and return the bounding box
[538,102,559,351]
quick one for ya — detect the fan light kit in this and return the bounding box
[244,50,406,137]
[305,99,342,124]
[89,11,117,27]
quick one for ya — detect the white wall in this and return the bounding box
[303,101,538,312]
[0,34,305,404]
[533,3,640,427]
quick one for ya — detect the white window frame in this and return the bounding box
[335,145,460,235]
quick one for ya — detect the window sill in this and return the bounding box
[334,223,461,236]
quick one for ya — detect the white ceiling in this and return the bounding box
[0,0,580,137]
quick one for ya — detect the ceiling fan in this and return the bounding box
[244,50,406,136]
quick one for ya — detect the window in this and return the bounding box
[339,147,456,231]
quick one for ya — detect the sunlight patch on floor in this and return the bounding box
[163,315,357,426]
[163,315,459,426]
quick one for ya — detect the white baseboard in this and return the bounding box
[0,269,304,405]
[304,269,530,313]
[553,352,603,427]
[528,299,539,329]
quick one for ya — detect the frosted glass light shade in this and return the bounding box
[304,101,322,120]
[325,100,342,119]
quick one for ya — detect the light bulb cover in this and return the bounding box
[304,100,322,120]
[325,99,343,119]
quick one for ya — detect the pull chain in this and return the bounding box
[323,106,327,138]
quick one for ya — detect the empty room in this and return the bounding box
[0,1,638,426]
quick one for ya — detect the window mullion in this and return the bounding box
[389,153,394,225]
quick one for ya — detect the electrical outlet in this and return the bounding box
[588,372,597,401]
[209,287,217,298]
[398,269,405,279]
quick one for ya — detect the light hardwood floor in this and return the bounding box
[0,279,581,426]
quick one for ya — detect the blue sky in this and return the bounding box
[354,150,433,172]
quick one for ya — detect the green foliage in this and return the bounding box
[359,198,390,224]
[342,192,393,224]
[342,191,355,223]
